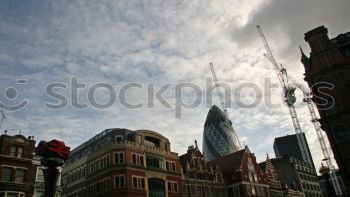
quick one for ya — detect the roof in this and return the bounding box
[134,129,169,142]
[207,148,246,172]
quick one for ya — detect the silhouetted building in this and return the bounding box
[273,134,315,169]
[301,25,350,193]
[270,156,322,197]
[259,155,283,197]
[179,142,227,197]
[208,146,269,197]
[61,128,182,197]
[202,105,241,162]
[318,169,347,197]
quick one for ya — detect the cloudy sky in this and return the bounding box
[1,0,349,171]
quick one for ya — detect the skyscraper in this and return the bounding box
[202,105,241,161]
[273,133,315,169]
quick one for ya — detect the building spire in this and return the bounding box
[299,45,308,60]
[195,139,198,148]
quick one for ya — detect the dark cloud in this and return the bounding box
[230,0,350,61]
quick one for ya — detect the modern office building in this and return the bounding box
[273,134,315,169]
[61,128,182,197]
[301,25,350,192]
[208,146,269,197]
[202,105,241,162]
[0,132,60,197]
[179,141,226,197]
[270,156,322,197]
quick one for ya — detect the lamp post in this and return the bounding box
[36,140,70,197]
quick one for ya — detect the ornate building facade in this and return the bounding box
[208,146,269,197]
[202,105,241,162]
[258,155,283,197]
[179,142,226,197]
[61,128,182,197]
[301,25,350,192]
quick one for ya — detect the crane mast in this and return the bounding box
[257,25,313,166]
[292,82,343,195]
[258,25,342,195]
[210,63,229,117]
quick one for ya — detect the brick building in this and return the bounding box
[61,128,182,197]
[179,142,226,197]
[0,132,60,197]
[258,155,283,197]
[208,146,269,197]
[301,25,350,192]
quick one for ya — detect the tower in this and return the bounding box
[273,133,315,169]
[202,105,241,161]
[302,25,350,193]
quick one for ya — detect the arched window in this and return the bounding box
[334,125,349,143]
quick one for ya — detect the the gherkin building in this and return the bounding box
[202,105,241,161]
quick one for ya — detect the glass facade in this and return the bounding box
[203,105,241,161]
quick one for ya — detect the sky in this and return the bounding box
[0,0,349,172]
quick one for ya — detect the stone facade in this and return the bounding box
[301,25,350,193]
[179,142,226,197]
[61,128,182,197]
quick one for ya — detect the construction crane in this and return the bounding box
[291,79,343,196]
[257,25,343,195]
[209,63,229,117]
[0,110,8,133]
[257,25,313,166]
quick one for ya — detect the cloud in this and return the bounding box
[0,0,347,172]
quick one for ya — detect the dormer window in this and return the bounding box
[115,135,123,142]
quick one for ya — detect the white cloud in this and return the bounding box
[1,0,348,173]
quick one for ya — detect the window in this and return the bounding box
[233,186,240,197]
[115,135,123,142]
[115,175,125,188]
[15,169,26,183]
[182,184,187,193]
[7,194,19,197]
[10,146,23,158]
[1,167,12,181]
[190,185,196,194]
[165,161,176,172]
[246,185,252,195]
[146,154,164,169]
[36,191,44,197]
[114,152,124,164]
[168,181,178,193]
[132,176,145,189]
[132,153,145,166]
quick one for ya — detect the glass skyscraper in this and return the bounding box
[202,105,241,161]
